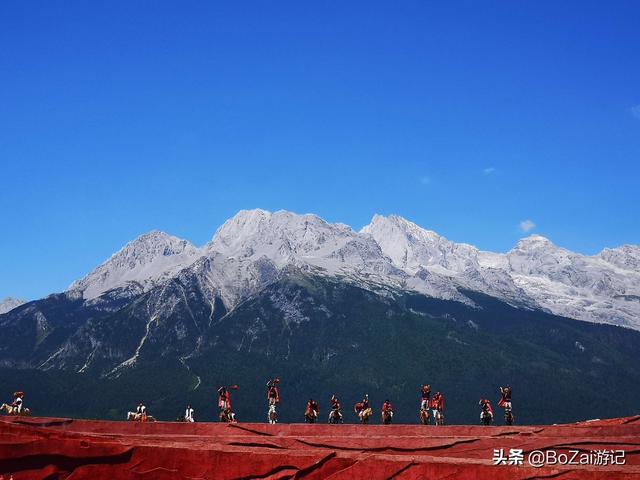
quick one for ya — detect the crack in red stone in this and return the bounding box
[0,415,638,479]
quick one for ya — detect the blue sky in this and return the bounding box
[1,1,639,300]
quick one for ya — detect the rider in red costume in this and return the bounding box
[329,394,343,423]
[479,398,494,424]
[266,378,280,405]
[305,398,319,421]
[381,399,394,421]
[498,386,512,409]
[217,385,237,422]
[430,391,444,424]
[420,384,431,410]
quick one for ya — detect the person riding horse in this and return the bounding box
[218,386,238,422]
[498,386,514,425]
[420,384,431,410]
[266,379,280,406]
[328,394,343,423]
[430,392,445,425]
[419,384,431,424]
[381,399,393,424]
[136,402,147,421]
[266,378,280,424]
[354,394,372,424]
[305,398,319,423]
[498,386,512,409]
[0,391,30,416]
[479,398,494,425]
[185,404,195,422]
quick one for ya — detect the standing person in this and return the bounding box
[185,404,195,422]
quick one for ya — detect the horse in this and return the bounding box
[328,409,343,424]
[219,408,236,423]
[354,402,372,424]
[268,403,278,424]
[0,403,31,416]
[504,408,514,426]
[381,409,393,425]
[127,412,156,422]
[304,408,318,423]
[480,410,493,426]
[433,409,445,426]
[419,407,429,425]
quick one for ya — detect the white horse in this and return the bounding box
[1,403,31,416]
[268,404,278,424]
[127,411,155,422]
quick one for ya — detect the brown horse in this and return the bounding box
[219,408,236,423]
[354,402,372,424]
[304,408,318,423]
[419,407,429,425]
[381,409,393,424]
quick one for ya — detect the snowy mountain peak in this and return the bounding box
[512,234,556,251]
[598,244,640,270]
[209,209,353,257]
[363,214,441,240]
[362,214,472,274]
[68,231,201,300]
[0,297,26,315]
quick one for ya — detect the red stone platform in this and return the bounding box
[1,415,639,479]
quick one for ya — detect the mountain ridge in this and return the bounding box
[62,209,640,330]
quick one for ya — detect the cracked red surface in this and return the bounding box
[0,416,638,479]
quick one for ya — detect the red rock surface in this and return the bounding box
[1,415,639,479]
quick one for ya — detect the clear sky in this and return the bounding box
[1,1,639,300]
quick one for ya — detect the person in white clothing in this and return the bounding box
[185,405,195,422]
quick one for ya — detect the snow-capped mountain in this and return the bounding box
[0,297,25,315]
[364,215,640,329]
[505,235,640,328]
[68,231,201,300]
[64,209,640,330]
[202,209,462,305]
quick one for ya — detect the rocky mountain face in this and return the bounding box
[1,209,639,423]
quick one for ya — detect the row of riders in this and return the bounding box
[272,381,513,426]
[3,384,513,426]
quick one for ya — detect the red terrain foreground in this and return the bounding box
[1,416,639,480]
